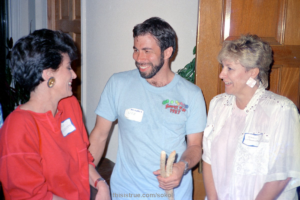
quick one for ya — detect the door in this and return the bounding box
[194,0,300,199]
[47,0,82,102]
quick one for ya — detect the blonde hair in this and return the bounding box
[218,34,273,88]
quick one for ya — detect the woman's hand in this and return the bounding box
[95,181,111,200]
[89,164,111,200]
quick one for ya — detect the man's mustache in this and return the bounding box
[135,61,152,67]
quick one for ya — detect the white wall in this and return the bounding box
[82,0,199,162]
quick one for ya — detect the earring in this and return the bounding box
[246,77,256,88]
[47,77,55,88]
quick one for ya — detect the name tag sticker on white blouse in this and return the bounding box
[61,118,76,137]
[124,108,144,122]
[242,133,263,147]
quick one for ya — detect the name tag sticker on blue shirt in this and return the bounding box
[61,118,76,137]
[124,108,144,122]
[242,133,263,147]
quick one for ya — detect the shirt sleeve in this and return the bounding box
[266,103,300,191]
[95,75,118,122]
[186,89,207,135]
[202,98,216,165]
[0,113,53,200]
[202,127,212,164]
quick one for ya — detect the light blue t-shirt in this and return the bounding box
[95,69,206,199]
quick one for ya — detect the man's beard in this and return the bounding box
[135,54,164,79]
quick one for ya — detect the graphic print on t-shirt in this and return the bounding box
[162,99,188,114]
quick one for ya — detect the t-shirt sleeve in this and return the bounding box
[266,103,300,190]
[0,113,53,200]
[185,89,207,135]
[95,75,118,122]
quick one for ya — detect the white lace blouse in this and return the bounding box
[203,84,300,200]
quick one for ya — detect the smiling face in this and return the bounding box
[51,53,77,99]
[133,34,165,79]
[219,59,255,98]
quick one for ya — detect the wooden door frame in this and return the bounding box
[47,0,55,30]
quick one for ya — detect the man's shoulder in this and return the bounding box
[105,69,139,90]
[176,74,202,92]
[111,69,138,79]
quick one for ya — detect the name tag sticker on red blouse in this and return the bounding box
[242,133,263,147]
[124,108,144,122]
[61,118,76,137]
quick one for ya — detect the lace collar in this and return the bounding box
[223,83,265,114]
[243,83,265,114]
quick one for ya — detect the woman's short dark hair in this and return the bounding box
[133,17,177,58]
[10,29,78,92]
[218,34,273,88]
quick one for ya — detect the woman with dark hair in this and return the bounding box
[0,29,110,200]
[202,34,300,200]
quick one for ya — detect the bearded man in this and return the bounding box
[89,17,207,200]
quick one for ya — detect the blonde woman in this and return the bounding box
[203,35,300,200]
